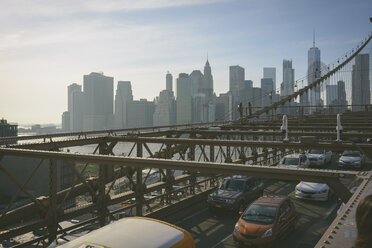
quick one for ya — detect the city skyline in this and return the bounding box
[1,0,372,124]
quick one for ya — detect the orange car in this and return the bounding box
[233,195,296,247]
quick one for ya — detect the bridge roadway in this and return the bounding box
[172,159,369,248]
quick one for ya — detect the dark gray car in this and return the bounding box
[207,176,264,213]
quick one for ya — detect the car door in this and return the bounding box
[305,155,310,168]
[325,150,332,163]
[299,155,307,168]
[276,201,292,238]
[243,179,256,203]
[251,178,263,200]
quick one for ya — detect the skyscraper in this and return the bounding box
[67,83,82,131]
[281,60,295,97]
[68,83,82,113]
[71,91,84,131]
[263,67,276,92]
[83,72,114,131]
[61,111,70,132]
[166,72,173,92]
[352,54,370,111]
[229,65,245,97]
[243,80,253,89]
[127,99,155,128]
[176,73,192,124]
[153,74,176,126]
[261,78,274,107]
[308,33,322,113]
[337,81,347,106]
[326,85,338,106]
[153,90,176,126]
[190,70,203,96]
[114,81,133,129]
[229,65,245,120]
[201,59,214,98]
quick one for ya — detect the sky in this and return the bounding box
[1,0,372,125]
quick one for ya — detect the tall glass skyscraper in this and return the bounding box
[352,54,370,111]
[307,34,322,113]
[263,67,276,92]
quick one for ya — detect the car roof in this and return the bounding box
[253,195,288,206]
[52,217,189,248]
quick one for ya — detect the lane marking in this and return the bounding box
[174,208,208,225]
[211,233,232,248]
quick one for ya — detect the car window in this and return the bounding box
[255,179,261,187]
[279,201,291,220]
[241,204,277,225]
[220,179,244,192]
[309,149,324,154]
[245,180,255,190]
[282,158,299,165]
[342,151,361,157]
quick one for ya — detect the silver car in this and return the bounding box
[306,149,332,167]
[338,150,365,170]
[295,181,330,201]
[277,153,310,168]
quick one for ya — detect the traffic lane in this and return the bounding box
[175,207,240,248]
[174,180,298,247]
[175,159,355,248]
[214,180,339,248]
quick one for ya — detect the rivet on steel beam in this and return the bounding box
[324,240,330,244]
[328,235,333,239]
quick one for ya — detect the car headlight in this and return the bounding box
[234,223,240,234]
[226,199,235,204]
[352,160,361,165]
[338,160,345,164]
[319,189,328,194]
[261,228,272,238]
[318,155,325,160]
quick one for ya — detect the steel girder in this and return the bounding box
[0,147,359,204]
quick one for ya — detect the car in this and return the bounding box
[207,176,264,213]
[233,195,296,247]
[277,153,310,168]
[295,181,330,201]
[305,149,332,167]
[47,217,196,248]
[337,150,365,170]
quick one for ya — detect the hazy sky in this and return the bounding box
[1,0,371,125]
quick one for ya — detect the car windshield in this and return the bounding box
[242,204,277,225]
[342,151,360,157]
[220,179,244,192]
[309,149,323,154]
[281,158,299,165]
